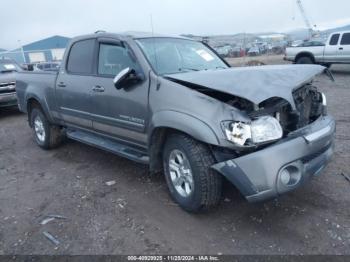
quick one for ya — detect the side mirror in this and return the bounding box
[113,67,141,89]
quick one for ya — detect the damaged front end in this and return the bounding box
[211,83,335,202]
[222,83,328,147]
[165,64,335,202]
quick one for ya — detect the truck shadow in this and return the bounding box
[330,64,350,75]
[0,106,22,119]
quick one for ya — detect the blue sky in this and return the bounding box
[1,0,350,49]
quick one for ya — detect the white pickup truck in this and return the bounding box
[285,31,350,67]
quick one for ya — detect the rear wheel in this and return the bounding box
[163,133,222,212]
[30,107,63,149]
[296,56,314,64]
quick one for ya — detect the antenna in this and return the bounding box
[150,14,155,36]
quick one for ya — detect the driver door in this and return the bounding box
[90,39,149,146]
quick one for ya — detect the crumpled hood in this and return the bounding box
[165,64,327,109]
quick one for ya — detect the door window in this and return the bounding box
[329,34,340,46]
[340,33,350,45]
[67,39,95,74]
[98,43,138,76]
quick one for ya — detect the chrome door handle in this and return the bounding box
[92,85,105,92]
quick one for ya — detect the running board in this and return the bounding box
[66,129,149,164]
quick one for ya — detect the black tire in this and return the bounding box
[163,133,222,212]
[323,63,332,68]
[30,107,63,149]
[296,56,314,64]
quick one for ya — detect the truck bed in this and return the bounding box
[285,46,325,62]
[16,71,59,114]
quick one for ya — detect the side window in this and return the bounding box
[98,43,138,76]
[329,34,340,46]
[340,33,350,45]
[67,39,95,74]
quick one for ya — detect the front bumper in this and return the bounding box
[212,115,336,202]
[0,92,17,107]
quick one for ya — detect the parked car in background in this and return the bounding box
[0,59,20,108]
[215,45,233,58]
[291,40,304,47]
[285,31,350,67]
[248,46,260,56]
[16,32,335,212]
[296,40,325,47]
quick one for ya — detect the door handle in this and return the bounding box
[92,85,105,92]
[57,82,66,88]
[339,47,344,50]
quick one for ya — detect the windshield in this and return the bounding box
[136,38,228,75]
[0,60,20,73]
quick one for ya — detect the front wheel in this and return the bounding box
[163,133,222,212]
[30,107,63,149]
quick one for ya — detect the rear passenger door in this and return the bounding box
[56,38,97,129]
[89,38,149,146]
[338,32,350,63]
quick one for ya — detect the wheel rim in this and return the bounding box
[168,149,194,198]
[34,115,46,142]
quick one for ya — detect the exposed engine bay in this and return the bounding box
[247,84,324,135]
[185,82,324,137]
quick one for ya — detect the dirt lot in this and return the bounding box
[1,57,350,255]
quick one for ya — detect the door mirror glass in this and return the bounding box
[113,67,141,89]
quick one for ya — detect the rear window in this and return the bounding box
[340,33,350,45]
[329,34,340,45]
[67,39,95,74]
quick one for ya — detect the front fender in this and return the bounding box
[149,110,219,145]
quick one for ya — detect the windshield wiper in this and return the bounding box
[178,67,199,72]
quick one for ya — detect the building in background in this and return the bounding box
[0,35,70,64]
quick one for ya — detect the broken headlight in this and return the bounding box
[250,116,283,143]
[223,116,283,146]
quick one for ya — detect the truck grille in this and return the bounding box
[0,82,16,94]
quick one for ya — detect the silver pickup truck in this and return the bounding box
[285,31,350,67]
[16,32,335,212]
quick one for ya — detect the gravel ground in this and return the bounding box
[0,61,349,255]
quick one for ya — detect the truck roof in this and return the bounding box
[71,31,191,42]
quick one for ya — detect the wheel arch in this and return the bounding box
[26,96,53,127]
[148,111,220,174]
